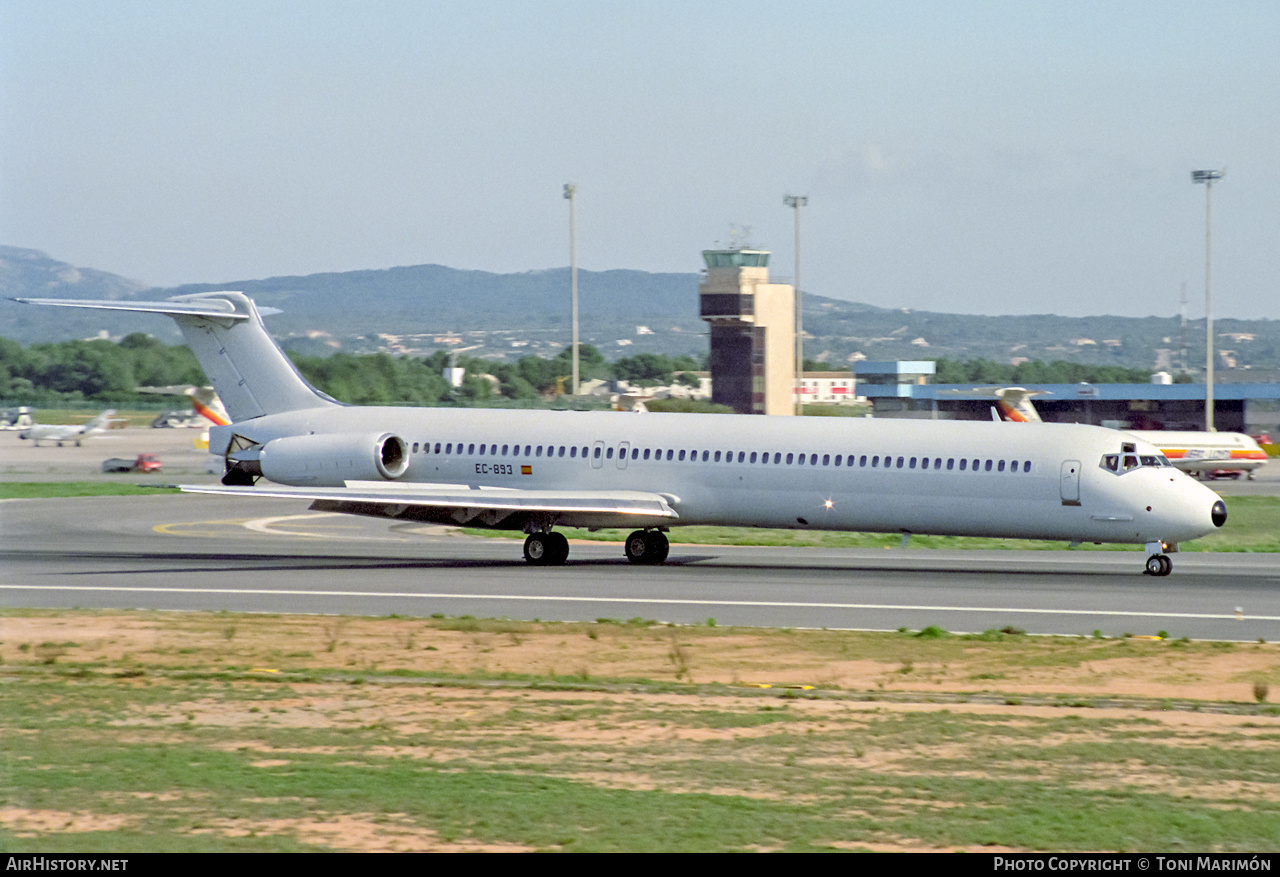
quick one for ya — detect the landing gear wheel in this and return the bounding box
[1144,554,1172,577]
[625,530,669,565]
[547,532,570,565]
[524,532,569,566]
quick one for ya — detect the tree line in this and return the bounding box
[0,334,706,406]
[931,358,1154,385]
[0,335,1159,408]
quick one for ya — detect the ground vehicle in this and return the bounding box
[102,454,162,473]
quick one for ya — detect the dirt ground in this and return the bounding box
[5,610,1276,701]
[4,611,1278,851]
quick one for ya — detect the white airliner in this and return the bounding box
[17,409,117,446]
[13,293,1227,576]
[967,387,1269,480]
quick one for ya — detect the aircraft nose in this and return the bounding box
[1211,500,1227,528]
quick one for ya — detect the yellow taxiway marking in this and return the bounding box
[153,518,262,538]
[242,512,344,538]
[154,513,351,539]
[153,513,437,541]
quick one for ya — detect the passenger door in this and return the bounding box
[1060,460,1081,506]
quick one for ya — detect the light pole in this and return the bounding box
[1192,169,1223,432]
[563,183,579,397]
[784,194,808,415]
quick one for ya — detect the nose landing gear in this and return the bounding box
[1143,541,1173,577]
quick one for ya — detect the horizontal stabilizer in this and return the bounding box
[11,296,251,320]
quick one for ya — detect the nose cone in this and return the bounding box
[1211,499,1227,528]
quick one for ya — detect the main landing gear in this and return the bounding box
[624,529,669,565]
[523,531,569,566]
[521,529,671,566]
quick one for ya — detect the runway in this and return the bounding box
[3,492,1278,641]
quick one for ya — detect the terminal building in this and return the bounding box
[855,361,1280,434]
[699,248,796,415]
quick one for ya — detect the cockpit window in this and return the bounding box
[1101,451,1174,474]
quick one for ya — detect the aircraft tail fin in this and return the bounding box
[188,386,231,426]
[994,388,1045,423]
[83,410,117,432]
[13,293,339,422]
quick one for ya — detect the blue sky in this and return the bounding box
[2,1,1277,318]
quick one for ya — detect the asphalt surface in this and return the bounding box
[2,427,1278,640]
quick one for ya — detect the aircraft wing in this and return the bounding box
[177,482,679,530]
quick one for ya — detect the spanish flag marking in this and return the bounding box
[521,465,533,475]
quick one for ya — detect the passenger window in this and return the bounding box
[1023,461,1031,472]
[998,460,1006,472]
[896,456,905,468]
[959,459,967,471]
[833,454,840,466]
[909,457,917,469]
[947,458,954,470]
[984,460,992,472]
[871,455,879,467]
[749,451,758,464]
[786,453,794,465]
[678,450,686,461]
[860,455,867,467]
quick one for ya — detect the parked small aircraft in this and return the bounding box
[12,294,1227,576]
[17,410,117,446]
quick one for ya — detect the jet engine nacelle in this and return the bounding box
[259,432,410,484]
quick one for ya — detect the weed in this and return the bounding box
[915,625,949,639]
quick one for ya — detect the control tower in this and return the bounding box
[699,249,796,415]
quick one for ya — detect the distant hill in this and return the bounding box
[4,246,1278,372]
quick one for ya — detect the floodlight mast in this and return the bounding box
[1191,169,1223,432]
[784,194,808,415]
[563,183,579,397]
